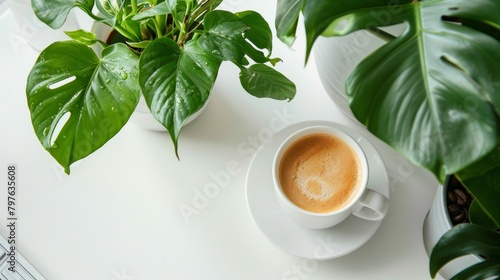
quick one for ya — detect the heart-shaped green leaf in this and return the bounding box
[32,0,95,29]
[299,0,500,181]
[139,37,222,156]
[235,10,275,64]
[236,11,273,53]
[239,64,295,101]
[27,41,140,173]
[197,10,249,64]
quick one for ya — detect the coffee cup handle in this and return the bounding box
[352,189,389,221]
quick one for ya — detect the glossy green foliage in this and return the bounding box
[139,38,222,156]
[430,223,500,280]
[31,0,94,29]
[27,0,296,172]
[275,2,500,279]
[276,0,500,182]
[27,42,141,173]
[457,147,500,230]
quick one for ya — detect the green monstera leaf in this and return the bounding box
[345,0,500,181]
[139,38,223,156]
[27,42,141,173]
[430,223,500,280]
[278,0,500,181]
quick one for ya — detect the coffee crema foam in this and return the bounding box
[279,133,362,213]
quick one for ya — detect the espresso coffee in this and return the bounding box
[278,133,362,213]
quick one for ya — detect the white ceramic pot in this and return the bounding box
[90,22,210,131]
[6,0,79,51]
[90,21,112,57]
[312,25,404,122]
[422,182,481,279]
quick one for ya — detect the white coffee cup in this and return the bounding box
[272,125,389,229]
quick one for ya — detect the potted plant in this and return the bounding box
[26,0,296,173]
[427,151,500,279]
[274,0,500,278]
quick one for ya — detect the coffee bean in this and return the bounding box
[447,190,457,204]
[454,189,469,206]
[448,204,462,216]
[446,175,473,225]
[451,211,467,224]
[448,204,468,224]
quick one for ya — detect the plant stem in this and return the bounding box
[88,12,106,22]
[154,15,164,37]
[131,0,138,14]
[181,0,217,44]
[366,27,397,42]
[177,0,192,45]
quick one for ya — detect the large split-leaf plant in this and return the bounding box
[27,0,296,173]
[275,0,499,279]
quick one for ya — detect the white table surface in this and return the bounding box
[0,1,443,279]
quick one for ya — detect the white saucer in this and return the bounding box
[245,121,389,260]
